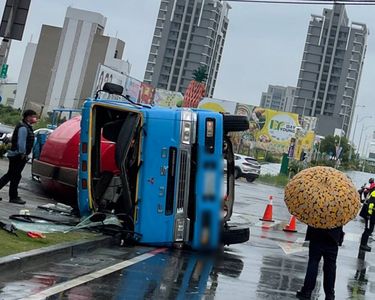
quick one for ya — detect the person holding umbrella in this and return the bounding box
[359,190,375,252]
[296,226,344,300]
[284,166,360,300]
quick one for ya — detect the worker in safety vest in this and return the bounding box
[359,190,375,252]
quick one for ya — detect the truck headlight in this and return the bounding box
[181,110,197,145]
[182,121,192,144]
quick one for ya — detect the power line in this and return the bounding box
[222,0,375,5]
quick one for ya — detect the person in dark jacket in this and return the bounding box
[296,226,344,300]
[359,190,375,252]
[0,110,37,204]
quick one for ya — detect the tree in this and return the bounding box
[182,65,208,108]
[319,135,354,163]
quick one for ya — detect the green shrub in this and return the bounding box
[257,174,289,187]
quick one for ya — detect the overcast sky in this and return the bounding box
[1,0,375,145]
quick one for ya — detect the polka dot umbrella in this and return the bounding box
[284,166,361,229]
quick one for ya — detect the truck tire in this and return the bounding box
[223,115,249,133]
[221,226,250,245]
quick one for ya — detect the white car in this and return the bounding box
[224,154,261,182]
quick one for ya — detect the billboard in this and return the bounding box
[154,89,184,108]
[92,64,127,99]
[199,97,237,114]
[124,75,142,101]
[198,98,315,157]
[92,65,145,102]
[139,82,155,105]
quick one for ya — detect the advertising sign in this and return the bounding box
[139,82,155,104]
[154,89,184,108]
[198,97,237,114]
[198,97,315,156]
[248,107,299,154]
[92,64,127,99]
[124,75,142,101]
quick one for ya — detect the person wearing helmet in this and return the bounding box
[359,190,375,252]
[358,178,375,202]
[368,178,375,190]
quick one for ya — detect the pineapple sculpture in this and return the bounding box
[183,65,208,108]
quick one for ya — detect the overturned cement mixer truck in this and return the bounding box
[32,83,250,250]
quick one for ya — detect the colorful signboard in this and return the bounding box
[154,89,184,108]
[92,64,128,99]
[198,98,315,157]
[124,75,142,101]
[139,82,155,104]
[199,97,237,114]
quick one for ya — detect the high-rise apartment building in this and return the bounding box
[144,0,230,97]
[293,4,368,137]
[16,7,129,113]
[260,85,296,112]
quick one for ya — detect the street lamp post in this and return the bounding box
[350,114,372,160]
[358,125,375,158]
[337,105,350,166]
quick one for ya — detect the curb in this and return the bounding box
[0,235,113,274]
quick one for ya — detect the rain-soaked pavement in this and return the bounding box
[0,162,374,299]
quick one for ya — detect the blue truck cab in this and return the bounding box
[78,83,249,250]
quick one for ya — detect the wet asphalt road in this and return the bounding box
[0,161,374,299]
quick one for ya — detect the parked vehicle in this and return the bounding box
[224,154,261,182]
[32,83,250,250]
[0,123,14,144]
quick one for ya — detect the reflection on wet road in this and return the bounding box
[48,250,245,300]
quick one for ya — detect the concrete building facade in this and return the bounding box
[18,7,128,114]
[144,0,230,97]
[293,4,368,137]
[0,82,17,106]
[14,42,37,109]
[260,85,296,112]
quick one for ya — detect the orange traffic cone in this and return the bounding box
[260,195,274,222]
[283,215,297,232]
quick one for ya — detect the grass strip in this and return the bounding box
[0,230,98,257]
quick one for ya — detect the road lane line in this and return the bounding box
[279,238,307,255]
[25,248,167,300]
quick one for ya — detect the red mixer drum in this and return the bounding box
[32,116,118,204]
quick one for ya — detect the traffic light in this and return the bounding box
[0,64,8,79]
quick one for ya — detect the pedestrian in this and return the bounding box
[296,226,344,300]
[359,190,375,252]
[0,110,38,204]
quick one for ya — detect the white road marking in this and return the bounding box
[279,238,308,255]
[343,232,362,242]
[254,221,279,229]
[24,248,166,300]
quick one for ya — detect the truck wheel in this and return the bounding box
[246,177,255,183]
[223,115,249,133]
[221,226,250,245]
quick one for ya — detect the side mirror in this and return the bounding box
[102,83,124,96]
